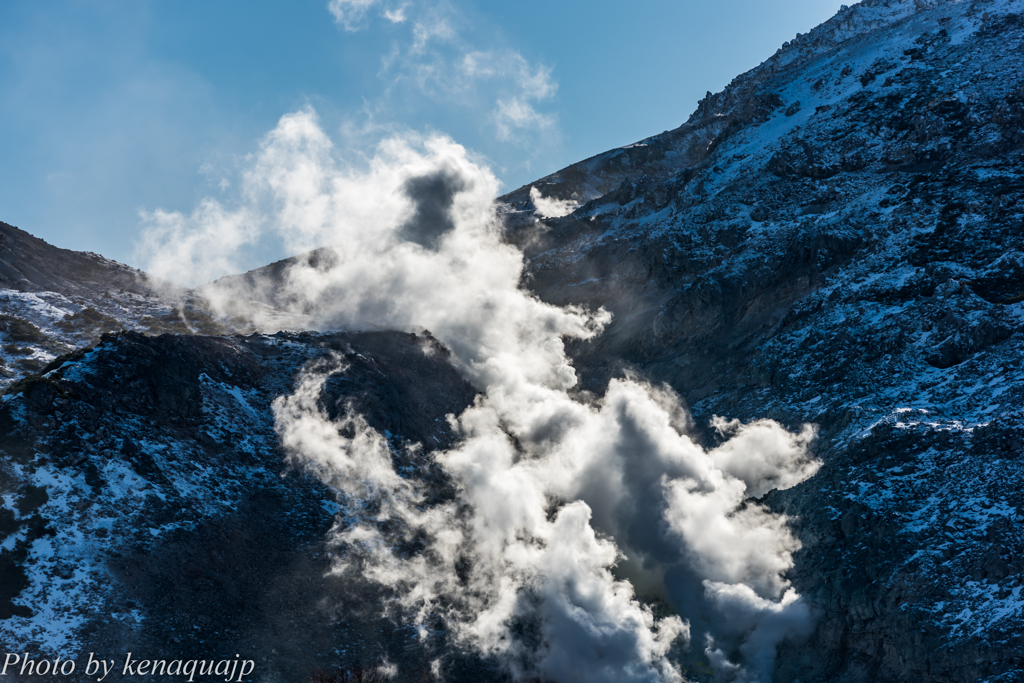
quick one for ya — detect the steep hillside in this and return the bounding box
[499,0,1024,680]
[0,330,483,681]
[0,222,225,388]
[0,221,152,296]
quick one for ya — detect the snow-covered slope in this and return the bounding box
[0,330,482,680]
[0,221,229,390]
[498,0,1024,680]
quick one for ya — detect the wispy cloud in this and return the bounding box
[458,51,556,100]
[382,5,407,23]
[136,199,258,289]
[410,9,456,51]
[494,96,555,142]
[327,0,383,31]
[329,0,560,153]
[456,50,558,143]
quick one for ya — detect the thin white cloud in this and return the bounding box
[494,96,556,142]
[331,0,560,151]
[459,51,558,143]
[135,199,258,289]
[383,6,407,23]
[456,50,557,99]
[411,13,456,51]
[327,0,382,31]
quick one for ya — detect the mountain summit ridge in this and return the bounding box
[499,0,997,213]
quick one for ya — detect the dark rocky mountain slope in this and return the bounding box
[0,330,482,681]
[0,222,225,386]
[496,0,1024,680]
[0,221,151,297]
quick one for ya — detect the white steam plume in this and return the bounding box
[529,186,578,219]
[139,107,820,682]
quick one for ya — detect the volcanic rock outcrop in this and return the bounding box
[498,0,1024,680]
[0,330,482,681]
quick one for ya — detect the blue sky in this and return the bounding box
[0,0,849,270]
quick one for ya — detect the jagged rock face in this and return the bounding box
[0,331,484,681]
[498,0,1024,680]
[0,222,152,297]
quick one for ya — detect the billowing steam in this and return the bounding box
[529,186,578,219]
[138,107,819,682]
